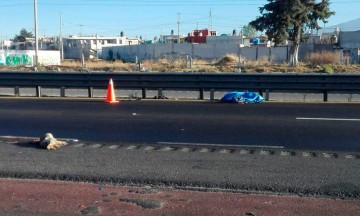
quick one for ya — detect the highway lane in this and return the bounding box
[0,98,360,151]
[0,98,360,199]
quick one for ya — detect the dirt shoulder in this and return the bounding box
[1,178,359,216]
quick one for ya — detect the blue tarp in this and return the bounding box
[221,92,265,104]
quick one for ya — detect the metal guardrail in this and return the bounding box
[1,71,360,101]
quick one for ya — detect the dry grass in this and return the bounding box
[216,54,238,66]
[80,60,134,72]
[242,57,273,67]
[305,51,341,66]
[0,54,359,73]
[148,58,187,72]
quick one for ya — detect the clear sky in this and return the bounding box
[0,0,359,40]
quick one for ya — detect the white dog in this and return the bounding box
[35,133,68,150]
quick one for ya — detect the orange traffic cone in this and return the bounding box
[105,78,119,103]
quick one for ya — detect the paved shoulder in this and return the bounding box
[0,137,359,199]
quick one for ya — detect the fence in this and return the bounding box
[1,72,360,102]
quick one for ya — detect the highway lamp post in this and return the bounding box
[34,0,39,69]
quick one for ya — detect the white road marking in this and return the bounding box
[0,135,79,142]
[296,117,360,121]
[157,142,284,149]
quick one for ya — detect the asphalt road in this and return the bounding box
[1,98,360,152]
[0,135,359,199]
[0,98,359,199]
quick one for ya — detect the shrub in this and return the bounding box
[305,51,340,66]
[322,65,334,74]
[217,54,238,66]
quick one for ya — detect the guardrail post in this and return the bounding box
[210,89,215,101]
[323,90,328,102]
[199,89,204,100]
[14,86,20,97]
[60,87,66,97]
[36,86,41,97]
[142,88,146,99]
[158,88,163,98]
[88,87,93,98]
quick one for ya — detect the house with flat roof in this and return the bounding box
[63,35,142,59]
[185,29,218,44]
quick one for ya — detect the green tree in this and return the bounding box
[250,0,334,67]
[13,28,34,42]
[242,24,258,38]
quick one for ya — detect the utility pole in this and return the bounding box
[34,0,39,67]
[0,32,3,50]
[96,33,98,59]
[60,13,64,60]
[177,13,180,43]
[160,28,163,43]
[209,9,213,30]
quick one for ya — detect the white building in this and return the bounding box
[63,35,142,59]
[206,35,271,47]
[1,37,60,51]
[206,35,243,45]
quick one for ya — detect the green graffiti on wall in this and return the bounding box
[6,55,33,67]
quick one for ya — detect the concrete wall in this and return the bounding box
[339,31,360,48]
[0,50,60,67]
[102,43,335,63]
[299,44,334,59]
[342,48,360,64]
[271,47,289,62]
